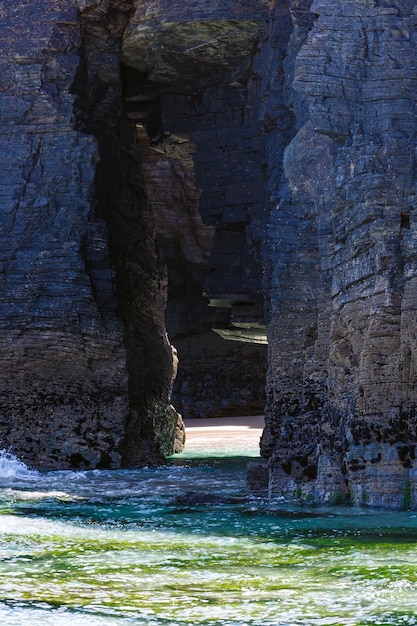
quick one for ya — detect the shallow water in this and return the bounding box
[1,447,417,626]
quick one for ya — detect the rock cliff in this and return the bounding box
[261,0,417,509]
[2,0,417,508]
[0,0,182,469]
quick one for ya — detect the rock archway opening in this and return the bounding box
[121,65,269,421]
[119,5,270,426]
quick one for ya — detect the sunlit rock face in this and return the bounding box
[262,0,417,508]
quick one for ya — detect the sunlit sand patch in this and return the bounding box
[179,415,264,457]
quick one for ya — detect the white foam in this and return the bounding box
[0,449,39,481]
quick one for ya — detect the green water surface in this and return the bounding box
[0,451,417,625]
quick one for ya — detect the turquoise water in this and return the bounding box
[1,448,417,625]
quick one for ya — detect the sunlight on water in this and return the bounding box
[0,448,417,625]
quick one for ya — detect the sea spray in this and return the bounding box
[0,449,39,481]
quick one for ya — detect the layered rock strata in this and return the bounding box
[1,0,267,469]
[0,0,182,469]
[262,0,417,508]
[3,0,417,510]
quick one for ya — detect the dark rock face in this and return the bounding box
[0,0,127,469]
[0,0,266,469]
[172,333,267,419]
[0,0,182,469]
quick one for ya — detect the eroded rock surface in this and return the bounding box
[120,0,269,419]
[0,0,127,469]
[0,0,182,469]
[262,0,417,509]
[3,0,417,509]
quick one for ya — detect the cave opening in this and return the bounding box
[119,54,268,423]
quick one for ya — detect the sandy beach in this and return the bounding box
[181,415,264,456]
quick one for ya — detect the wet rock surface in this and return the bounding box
[174,491,248,506]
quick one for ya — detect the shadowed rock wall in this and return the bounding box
[0,0,127,469]
[0,0,182,469]
[0,0,267,470]
[121,0,269,419]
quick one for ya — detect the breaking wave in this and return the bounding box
[0,449,39,481]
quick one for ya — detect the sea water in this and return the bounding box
[0,445,417,626]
